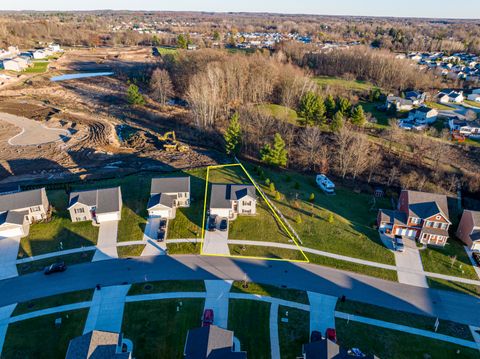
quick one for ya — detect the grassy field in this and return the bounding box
[13,289,94,316]
[314,76,376,93]
[464,100,480,108]
[122,299,204,359]
[335,319,479,359]
[230,281,309,304]
[117,244,146,257]
[18,190,99,258]
[228,299,271,359]
[427,277,480,297]
[257,104,299,124]
[336,299,473,340]
[425,101,453,110]
[278,306,309,359]
[167,241,201,254]
[2,309,88,359]
[128,280,206,295]
[17,251,94,275]
[360,101,392,127]
[229,244,306,261]
[420,238,478,280]
[24,61,49,73]
[243,163,395,265]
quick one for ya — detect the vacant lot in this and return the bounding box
[315,76,376,93]
[257,104,299,124]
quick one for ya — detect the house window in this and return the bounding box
[425,221,433,227]
[30,206,41,212]
[178,193,183,198]
[410,217,420,225]
[75,208,85,214]
[242,201,251,206]
[441,223,448,230]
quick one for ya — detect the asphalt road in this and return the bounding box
[1,255,479,326]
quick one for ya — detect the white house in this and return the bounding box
[386,95,414,111]
[407,107,439,125]
[68,187,122,223]
[437,90,464,103]
[209,184,257,220]
[449,118,480,137]
[32,50,47,60]
[467,94,480,102]
[2,57,29,72]
[147,177,190,219]
[472,89,480,95]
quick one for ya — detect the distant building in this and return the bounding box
[386,95,413,111]
[457,210,480,251]
[406,107,438,125]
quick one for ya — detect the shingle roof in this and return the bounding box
[184,326,247,359]
[147,193,177,209]
[1,210,28,226]
[467,210,480,227]
[151,177,190,195]
[69,187,122,214]
[210,184,257,209]
[378,209,407,226]
[0,188,46,212]
[302,338,379,359]
[404,190,450,221]
[65,330,131,359]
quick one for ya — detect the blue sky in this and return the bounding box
[1,0,480,19]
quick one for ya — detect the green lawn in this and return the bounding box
[230,281,309,304]
[157,46,179,55]
[18,190,99,258]
[24,61,49,73]
[167,168,207,239]
[244,163,395,265]
[228,299,271,359]
[314,76,376,93]
[17,251,94,275]
[2,309,88,359]
[464,100,480,108]
[278,306,309,359]
[427,277,480,297]
[167,241,201,254]
[229,244,306,261]
[335,319,479,359]
[360,101,392,127]
[425,101,453,110]
[13,289,94,316]
[122,299,204,359]
[128,280,206,295]
[257,104,299,124]
[336,299,473,340]
[420,238,478,280]
[117,244,146,257]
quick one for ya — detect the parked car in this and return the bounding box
[159,219,167,230]
[202,309,214,327]
[310,330,322,343]
[472,252,480,266]
[207,216,217,231]
[219,218,228,231]
[326,328,337,343]
[44,262,67,275]
[393,235,405,252]
[157,229,165,242]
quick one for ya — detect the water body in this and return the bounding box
[50,72,114,82]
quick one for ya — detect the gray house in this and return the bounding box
[65,330,132,359]
[0,188,49,238]
[301,338,379,359]
[147,177,190,219]
[68,187,122,223]
[209,184,257,220]
[184,325,246,359]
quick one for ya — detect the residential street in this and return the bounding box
[0,255,479,327]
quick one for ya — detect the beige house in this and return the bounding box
[209,184,257,220]
[147,177,190,219]
[68,187,122,223]
[66,330,132,359]
[457,210,480,251]
[0,188,49,238]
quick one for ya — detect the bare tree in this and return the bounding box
[366,149,382,183]
[334,124,356,178]
[350,133,370,181]
[299,126,325,171]
[150,68,174,105]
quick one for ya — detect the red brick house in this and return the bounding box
[456,210,480,251]
[377,190,451,246]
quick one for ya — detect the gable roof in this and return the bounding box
[0,210,28,226]
[378,209,407,226]
[68,187,122,214]
[403,190,450,222]
[0,188,47,212]
[151,177,190,195]
[65,330,131,359]
[184,326,246,359]
[303,338,379,359]
[147,193,177,209]
[466,210,480,227]
[210,184,257,209]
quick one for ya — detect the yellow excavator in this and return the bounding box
[158,131,189,152]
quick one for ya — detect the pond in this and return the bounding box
[50,72,114,82]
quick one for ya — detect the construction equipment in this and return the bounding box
[451,130,466,142]
[158,131,189,152]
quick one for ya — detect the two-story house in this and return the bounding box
[0,188,49,238]
[377,190,451,246]
[456,210,480,252]
[209,184,257,220]
[68,187,122,223]
[147,177,190,219]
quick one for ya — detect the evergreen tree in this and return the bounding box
[224,113,242,156]
[298,92,325,125]
[260,133,288,167]
[127,84,145,106]
[213,31,221,41]
[330,111,344,133]
[177,34,189,49]
[337,97,352,116]
[351,105,367,126]
[325,94,336,118]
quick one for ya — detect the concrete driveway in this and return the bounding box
[93,221,119,262]
[141,216,166,256]
[203,227,230,255]
[395,237,428,288]
[0,237,20,280]
[204,280,233,329]
[0,112,70,146]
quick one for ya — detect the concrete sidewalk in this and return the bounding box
[83,284,131,334]
[93,221,119,262]
[269,302,279,359]
[470,326,480,351]
[307,292,337,335]
[204,280,233,328]
[0,237,21,280]
[0,304,16,355]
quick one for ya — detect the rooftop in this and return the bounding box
[0,188,46,213]
[151,177,190,195]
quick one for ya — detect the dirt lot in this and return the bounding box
[0,47,223,185]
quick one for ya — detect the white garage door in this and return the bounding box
[395,228,406,236]
[96,212,120,223]
[406,229,416,238]
[0,227,24,238]
[149,209,171,218]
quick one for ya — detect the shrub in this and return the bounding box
[309,193,315,202]
[265,178,271,185]
[274,191,282,201]
[295,214,302,224]
[328,213,334,224]
[269,182,276,192]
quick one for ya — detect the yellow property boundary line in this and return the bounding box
[200,162,309,263]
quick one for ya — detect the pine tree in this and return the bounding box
[224,113,242,156]
[337,97,352,116]
[177,34,189,49]
[127,84,145,106]
[325,94,336,118]
[298,92,325,125]
[351,105,367,126]
[260,133,288,167]
[330,111,344,133]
